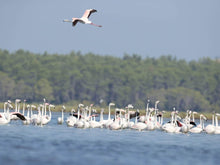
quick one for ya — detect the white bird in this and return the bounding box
[66,109,77,127]
[131,109,147,131]
[99,108,105,127]
[89,109,101,128]
[204,112,216,134]
[23,104,31,125]
[138,100,150,123]
[32,105,42,125]
[0,101,26,124]
[162,110,181,133]
[11,99,22,120]
[125,104,135,128]
[40,103,54,125]
[22,100,26,115]
[109,108,122,130]
[103,103,115,128]
[74,104,86,128]
[57,105,65,124]
[189,114,206,134]
[214,113,220,134]
[63,9,102,27]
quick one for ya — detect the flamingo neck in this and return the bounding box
[22,102,25,115]
[61,110,63,121]
[77,108,80,120]
[15,101,17,112]
[48,108,51,120]
[27,107,30,118]
[17,104,20,113]
[100,111,103,122]
[200,115,202,126]
[135,113,137,124]
[215,115,218,127]
[6,106,11,122]
[145,104,149,118]
[3,103,7,113]
[212,114,214,126]
[128,111,130,123]
[108,106,111,120]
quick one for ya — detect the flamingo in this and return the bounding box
[99,108,105,127]
[89,109,101,128]
[103,102,115,128]
[32,105,42,125]
[181,110,191,133]
[74,104,86,128]
[157,111,166,126]
[11,99,21,120]
[152,101,162,130]
[66,108,77,127]
[138,99,150,123]
[131,109,147,131]
[22,99,26,115]
[23,104,31,125]
[125,104,135,128]
[57,105,65,124]
[109,108,122,130]
[40,102,54,125]
[63,9,102,27]
[162,109,181,133]
[214,113,220,134]
[118,109,128,129]
[30,105,37,120]
[189,114,206,133]
[145,108,154,130]
[204,111,216,134]
[0,101,26,124]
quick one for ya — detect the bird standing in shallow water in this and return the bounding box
[63,9,102,27]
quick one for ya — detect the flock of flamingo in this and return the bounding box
[1,9,219,135]
[1,98,220,134]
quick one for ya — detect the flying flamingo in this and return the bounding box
[63,9,102,27]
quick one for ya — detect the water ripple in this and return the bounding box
[1,112,220,165]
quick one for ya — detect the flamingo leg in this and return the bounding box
[90,22,102,27]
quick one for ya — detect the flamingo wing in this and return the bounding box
[72,18,80,26]
[11,112,26,121]
[82,9,97,18]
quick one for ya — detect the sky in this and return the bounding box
[0,0,220,60]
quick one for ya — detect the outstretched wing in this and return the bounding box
[11,112,26,121]
[72,18,80,26]
[82,9,97,18]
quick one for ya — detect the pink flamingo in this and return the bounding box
[63,9,102,27]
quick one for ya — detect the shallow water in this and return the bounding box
[0,112,219,165]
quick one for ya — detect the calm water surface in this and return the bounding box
[0,112,219,165]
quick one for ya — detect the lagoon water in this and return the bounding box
[0,112,220,165]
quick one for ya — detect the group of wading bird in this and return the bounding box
[1,99,220,134]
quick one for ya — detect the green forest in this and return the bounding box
[0,49,220,112]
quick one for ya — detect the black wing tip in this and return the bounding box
[13,112,26,121]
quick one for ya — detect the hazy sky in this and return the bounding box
[0,0,220,60]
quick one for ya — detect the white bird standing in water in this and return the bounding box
[0,101,26,124]
[63,9,102,27]
[58,105,65,124]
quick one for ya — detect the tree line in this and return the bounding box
[0,49,220,112]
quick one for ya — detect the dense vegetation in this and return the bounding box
[0,49,220,112]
